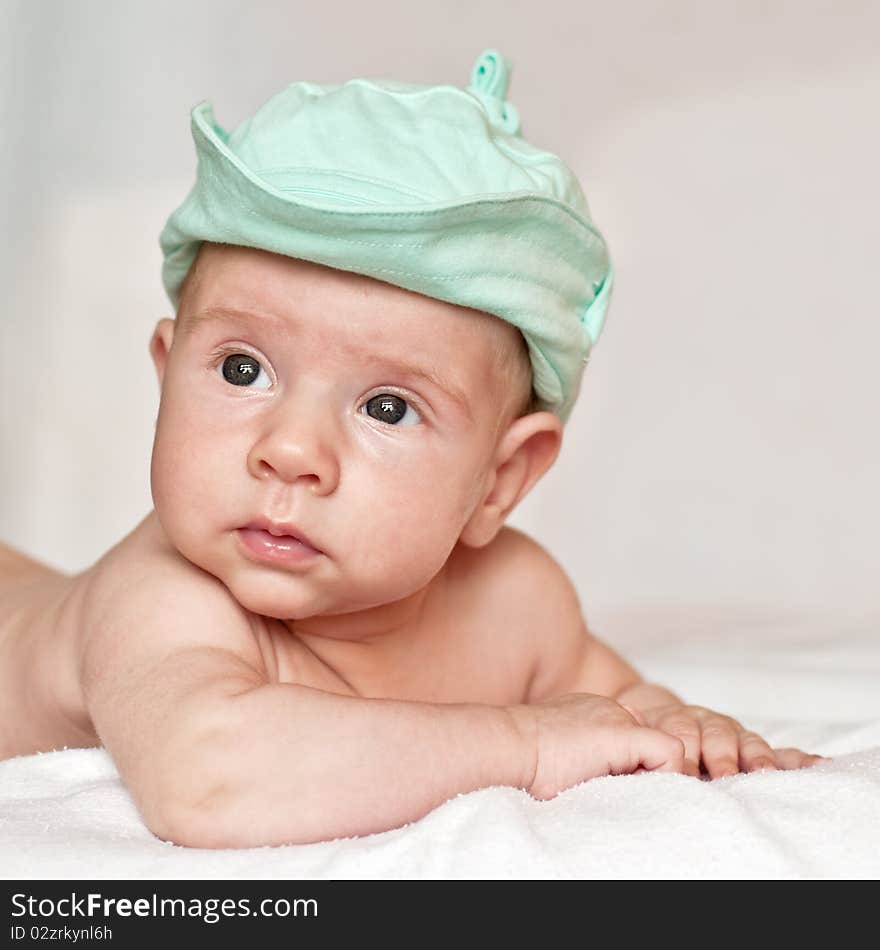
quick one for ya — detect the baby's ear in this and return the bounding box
[149,318,176,388]
[459,412,562,548]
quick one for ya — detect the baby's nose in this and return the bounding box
[246,408,340,493]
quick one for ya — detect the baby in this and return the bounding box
[0,50,823,848]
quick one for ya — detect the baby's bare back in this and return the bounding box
[0,544,98,758]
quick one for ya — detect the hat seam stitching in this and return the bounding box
[254,166,435,202]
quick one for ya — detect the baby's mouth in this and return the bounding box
[237,519,324,563]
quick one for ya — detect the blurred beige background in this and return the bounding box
[1,0,877,622]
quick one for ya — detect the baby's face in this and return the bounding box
[149,243,538,623]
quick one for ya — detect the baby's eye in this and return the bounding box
[363,393,421,427]
[218,353,271,390]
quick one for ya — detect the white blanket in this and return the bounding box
[3,608,879,879]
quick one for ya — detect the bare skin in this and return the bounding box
[0,243,824,847]
[0,545,98,757]
[0,513,542,760]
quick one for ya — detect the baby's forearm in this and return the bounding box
[159,684,530,848]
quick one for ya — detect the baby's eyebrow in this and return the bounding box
[182,305,286,338]
[184,305,473,418]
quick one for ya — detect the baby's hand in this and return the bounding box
[509,693,687,800]
[633,703,829,779]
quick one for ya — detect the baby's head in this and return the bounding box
[150,49,612,626]
[149,240,562,621]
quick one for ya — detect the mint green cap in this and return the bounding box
[159,49,613,423]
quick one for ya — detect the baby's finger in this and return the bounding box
[699,719,741,778]
[773,747,829,771]
[737,731,778,773]
[636,729,687,774]
[653,713,701,777]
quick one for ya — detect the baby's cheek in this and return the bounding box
[375,499,463,575]
[149,428,175,512]
[151,427,188,501]
[150,420,213,534]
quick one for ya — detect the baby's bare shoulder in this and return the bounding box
[79,512,268,688]
[449,525,586,681]
[456,524,581,608]
[75,514,274,827]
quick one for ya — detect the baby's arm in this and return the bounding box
[81,555,528,846]
[81,549,682,848]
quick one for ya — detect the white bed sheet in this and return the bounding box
[2,607,878,880]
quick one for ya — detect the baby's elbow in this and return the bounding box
[152,815,238,850]
[142,779,240,850]
[142,780,325,849]
[134,714,254,848]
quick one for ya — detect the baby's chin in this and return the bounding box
[218,570,339,621]
[217,565,404,624]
